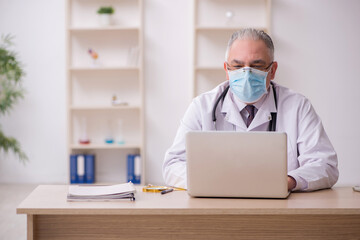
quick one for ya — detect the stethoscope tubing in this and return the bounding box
[212,82,278,131]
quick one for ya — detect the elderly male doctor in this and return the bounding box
[163,28,338,191]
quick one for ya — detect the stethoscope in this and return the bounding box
[212,82,278,131]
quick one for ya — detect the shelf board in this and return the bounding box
[70,105,141,111]
[69,26,140,32]
[71,144,141,150]
[195,66,224,71]
[69,66,139,72]
[196,26,267,32]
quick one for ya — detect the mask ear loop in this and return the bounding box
[266,62,274,75]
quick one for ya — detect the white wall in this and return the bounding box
[0,0,67,183]
[143,0,192,185]
[272,0,360,186]
[0,0,359,186]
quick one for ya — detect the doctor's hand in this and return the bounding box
[288,176,296,191]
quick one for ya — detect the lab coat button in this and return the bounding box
[268,115,272,120]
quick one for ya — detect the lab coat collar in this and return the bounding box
[221,82,277,131]
[221,90,247,130]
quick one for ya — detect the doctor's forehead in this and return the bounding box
[227,39,271,63]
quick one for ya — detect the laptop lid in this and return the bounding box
[186,131,289,199]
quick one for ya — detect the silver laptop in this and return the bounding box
[186,131,290,199]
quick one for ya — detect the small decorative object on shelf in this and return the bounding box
[104,137,114,144]
[225,10,234,26]
[105,120,114,144]
[111,94,128,106]
[88,48,99,67]
[79,117,91,144]
[97,6,115,26]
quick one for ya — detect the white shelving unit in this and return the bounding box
[66,0,144,184]
[192,0,272,97]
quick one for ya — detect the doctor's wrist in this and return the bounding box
[287,176,296,191]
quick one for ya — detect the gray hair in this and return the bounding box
[225,28,274,62]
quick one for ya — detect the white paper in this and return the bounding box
[68,182,136,197]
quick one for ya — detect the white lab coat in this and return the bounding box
[163,81,339,191]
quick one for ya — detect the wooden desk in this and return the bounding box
[17,186,360,240]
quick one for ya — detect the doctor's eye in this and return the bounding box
[251,65,265,70]
[228,65,243,70]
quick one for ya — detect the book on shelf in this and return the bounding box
[127,154,141,184]
[70,154,95,184]
[67,182,136,202]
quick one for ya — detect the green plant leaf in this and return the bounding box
[0,34,27,163]
[97,6,114,14]
[0,129,28,163]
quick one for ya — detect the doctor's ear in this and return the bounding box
[224,62,229,80]
[270,61,278,80]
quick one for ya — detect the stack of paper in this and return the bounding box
[67,182,136,201]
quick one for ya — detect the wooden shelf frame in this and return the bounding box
[69,26,140,32]
[195,26,268,31]
[66,0,145,184]
[70,106,141,111]
[69,66,139,71]
[192,0,272,97]
[71,143,142,150]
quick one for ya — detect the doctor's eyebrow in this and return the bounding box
[250,59,267,65]
[230,59,267,65]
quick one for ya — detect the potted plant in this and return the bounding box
[97,6,115,26]
[0,34,27,163]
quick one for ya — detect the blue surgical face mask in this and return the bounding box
[228,67,268,103]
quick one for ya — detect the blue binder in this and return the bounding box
[127,154,135,183]
[85,154,95,184]
[127,154,141,184]
[70,154,78,184]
